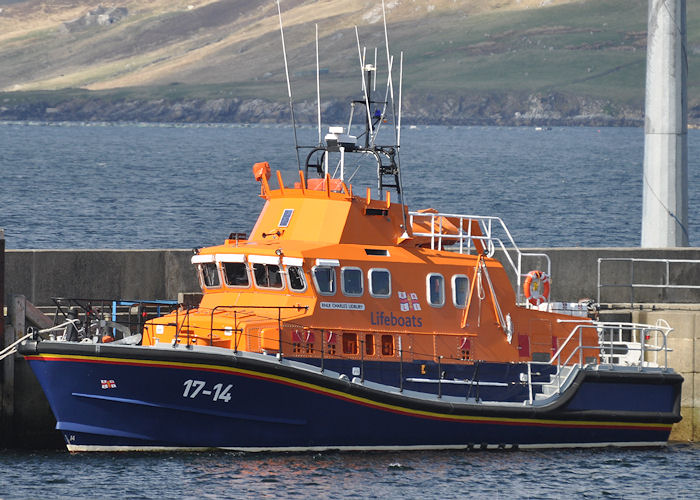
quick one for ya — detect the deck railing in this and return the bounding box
[408,211,551,303]
[171,304,309,352]
[533,319,674,401]
[597,257,700,306]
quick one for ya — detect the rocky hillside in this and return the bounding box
[0,0,697,126]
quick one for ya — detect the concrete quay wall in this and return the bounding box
[2,247,700,443]
[4,249,199,307]
[5,247,700,307]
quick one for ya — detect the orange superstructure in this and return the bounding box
[143,167,597,368]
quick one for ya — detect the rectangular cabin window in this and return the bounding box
[341,267,363,297]
[253,263,284,289]
[427,273,445,307]
[287,266,307,292]
[200,263,221,288]
[369,268,391,298]
[365,334,375,355]
[223,262,249,287]
[342,333,358,355]
[313,266,336,295]
[381,335,394,356]
[452,275,469,308]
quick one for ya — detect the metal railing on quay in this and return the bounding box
[597,257,700,306]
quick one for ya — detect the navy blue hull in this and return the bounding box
[20,341,682,451]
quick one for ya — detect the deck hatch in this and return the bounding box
[364,249,389,256]
[365,208,389,216]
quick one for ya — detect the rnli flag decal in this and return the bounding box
[100,379,117,389]
[398,291,421,312]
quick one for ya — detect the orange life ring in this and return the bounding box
[523,270,550,306]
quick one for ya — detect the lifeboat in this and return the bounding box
[18,17,682,452]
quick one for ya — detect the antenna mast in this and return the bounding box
[276,0,301,170]
[381,0,407,214]
[315,24,322,147]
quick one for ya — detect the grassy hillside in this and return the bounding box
[0,0,697,124]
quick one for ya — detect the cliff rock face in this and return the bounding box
[0,92,648,126]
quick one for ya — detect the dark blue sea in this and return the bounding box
[1,121,699,249]
[0,445,699,499]
[2,121,700,497]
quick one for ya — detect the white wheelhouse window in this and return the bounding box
[287,266,307,292]
[253,263,284,289]
[341,267,364,297]
[192,254,221,289]
[222,262,250,288]
[452,274,470,308]
[312,266,337,296]
[368,268,391,298]
[427,273,445,307]
[199,263,221,289]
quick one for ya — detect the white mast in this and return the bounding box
[276,0,301,170]
[641,0,688,247]
[315,24,322,147]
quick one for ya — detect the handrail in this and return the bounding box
[408,211,551,303]
[207,305,309,356]
[597,257,700,306]
[544,319,674,395]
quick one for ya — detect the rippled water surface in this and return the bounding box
[1,122,699,249]
[1,445,699,499]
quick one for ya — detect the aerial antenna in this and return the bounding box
[315,24,322,147]
[373,54,392,143]
[381,0,409,233]
[373,47,378,92]
[276,0,301,170]
[397,51,404,148]
[354,27,374,147]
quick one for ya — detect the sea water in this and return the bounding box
[1,122,700,497]
[0,445,699,498]
[1,121,699,249]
